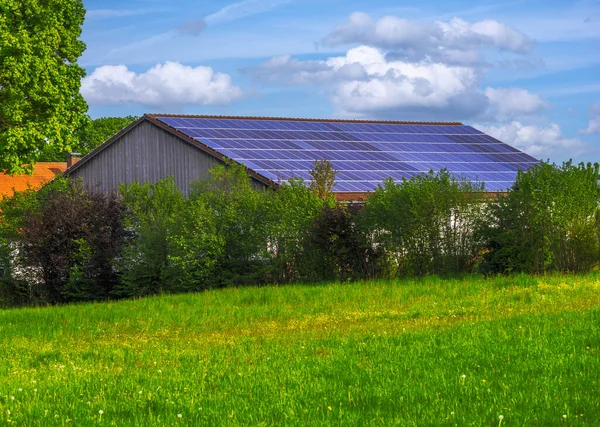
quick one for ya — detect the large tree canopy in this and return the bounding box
[0,0,88,174]
[40,116,139,161]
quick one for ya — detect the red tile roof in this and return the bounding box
[0,162,67,200]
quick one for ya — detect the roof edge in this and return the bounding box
[146,113,463,126]
[144,115,280,189]
[64,116,149,175]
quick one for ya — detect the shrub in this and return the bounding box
[263,178,326,283]
[0,178,126,304]
[116,178,186,297]
[363,170,485,277]
[190,162,271,287]
[478,161,600,274]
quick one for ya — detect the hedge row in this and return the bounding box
[1,161,599,306]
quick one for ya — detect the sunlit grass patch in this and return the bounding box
[1,273,600,425]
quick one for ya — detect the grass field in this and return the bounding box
[1,274,599,426]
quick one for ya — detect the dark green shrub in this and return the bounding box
[0,178,126,304]
[305,204,387,282]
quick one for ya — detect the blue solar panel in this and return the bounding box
[156,116,539,192]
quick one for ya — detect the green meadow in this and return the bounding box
[1,274,599,426]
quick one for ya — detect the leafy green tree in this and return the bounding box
[310,159,338,201]
[364,170,485,277]
[40,116,139,161]
[0,0,88,173]
[479,161,600,274]
[190,162,271,286]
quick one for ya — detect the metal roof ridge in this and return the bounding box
[145,113,463,126]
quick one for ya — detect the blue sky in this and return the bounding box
[80,0,600,162]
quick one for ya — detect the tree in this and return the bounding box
[40,116,139,161]
[478,161,600,274]
[0,0,88,174]
[310,159,338,201]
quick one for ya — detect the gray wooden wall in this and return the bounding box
[70,120,267,196]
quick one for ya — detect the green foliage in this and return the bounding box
[0,178,126,304]
[479,161,600,274]
[310,159,338,201]
[40,116,139,161]
[364,170,485,277]
[0,0,88,173]
[190,162,271,286]
[117,179,186,296]
[305,205,388,282]
[263,178,327,282]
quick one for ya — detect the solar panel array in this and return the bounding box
[155,116,539,192]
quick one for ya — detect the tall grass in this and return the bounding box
[1,273,599,425]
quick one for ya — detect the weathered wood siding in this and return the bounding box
[71,120,267,195]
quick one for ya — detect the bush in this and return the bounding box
[363,170,485,277]
[478,161,600,274]
[305,204,388,282]
[263,178,327,283]
[0,178,126,304]
[116,178,187,297]
[190,162,271,287]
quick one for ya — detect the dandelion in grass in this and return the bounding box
[177,414,182,419]
[498,414,504,426]
[99,410,104,415]
[461,374,466,379]
[563,415,567,419]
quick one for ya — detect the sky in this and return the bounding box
[80,0,600,162]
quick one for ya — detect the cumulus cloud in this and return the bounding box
[324,46,486,118]
[323,12,534,64]
[246,46,551,120]
[81,62,244,107]
[473,121,587,159]
[242,54,368,85]
[243,12,547,120]
[582,102,600,134]
[484,87,549,121]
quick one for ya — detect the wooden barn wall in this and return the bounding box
[71,121,268,195]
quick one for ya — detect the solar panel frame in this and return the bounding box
[155,116,539,192]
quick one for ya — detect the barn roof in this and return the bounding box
[65,114,539,194]
[145,114,539,193]
[0,162,66,200]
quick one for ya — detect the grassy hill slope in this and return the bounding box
[1,274,599,425]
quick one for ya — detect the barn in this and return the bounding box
[65,114,539,200]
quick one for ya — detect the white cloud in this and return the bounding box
[484,87,549,121]
[243,54,368,85]
[323,13,533,64]
[81,62,244,107]
[473,121,587,159]
[244,13,546,120]
[582,102,600,134]
[248,47,550,120]
[324,46,485,118]
[205,0,292,25]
